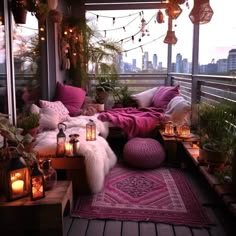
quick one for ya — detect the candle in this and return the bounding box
[12,180,24,195]
[65,142,73,156]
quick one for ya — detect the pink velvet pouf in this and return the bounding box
[123,137,166,169]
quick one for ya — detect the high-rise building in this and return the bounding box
[217,59,228,73]
[153,54,158,70]
[176,53,183,72]
[132,59,136,72]
[227,49,236,72]
[143,51,149,70]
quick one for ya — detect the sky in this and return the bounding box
[86,0,236,68]
[1,0,236,67]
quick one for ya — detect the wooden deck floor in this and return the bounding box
[63,168,236,236]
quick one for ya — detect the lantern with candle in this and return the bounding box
[86,119,96,141]
[164,121,175,136]
[6,149,29,201]
[56,122,67,157]
[177,123,191,138]
[30,162,45,200]
[69,133,80,156]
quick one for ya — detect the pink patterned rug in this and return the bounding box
[72,163,212,227]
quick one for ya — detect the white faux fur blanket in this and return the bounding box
[34,114,117,193]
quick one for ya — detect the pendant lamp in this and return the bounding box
[164,30,178,45]
[189,0,214,24]
[165,2,182,20]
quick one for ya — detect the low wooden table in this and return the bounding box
[38,156,89,195]
[0,181,73,236]
[157,130,199,165]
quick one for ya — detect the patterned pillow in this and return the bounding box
[39,100,69,122]
[130,87,158,108]
[151,85,180,109]
[55,82,86,116]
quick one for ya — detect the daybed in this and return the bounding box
[33,82,191,193]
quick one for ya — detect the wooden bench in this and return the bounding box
[0,180,73,236]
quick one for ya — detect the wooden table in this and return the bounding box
[157,130,199,166]
[0,181,73,236]
[38,156,89,195]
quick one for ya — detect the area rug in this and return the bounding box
[72,163,212,227]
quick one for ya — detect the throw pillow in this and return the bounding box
[39,107,60,131]
[55,82,86,116]
[30,104,41,114]
[152,85,180,109]
[39,100,69,122]
[130,87,158,108]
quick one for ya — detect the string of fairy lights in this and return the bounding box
[86,9,171,57]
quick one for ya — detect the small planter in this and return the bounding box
[203,144,227,173]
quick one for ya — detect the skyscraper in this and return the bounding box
[153,54,158,70]
[227,49,236,72]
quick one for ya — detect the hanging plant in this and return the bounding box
[11,0,27,24]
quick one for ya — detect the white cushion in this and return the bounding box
[39,100,69,122]
[39,107,60,131]
[131,87,158,108]
[30,104,41,114]
[165,96,191,124]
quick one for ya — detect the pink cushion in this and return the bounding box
[123,138,166,169]
[39,100,69,122]
[55,82,86,116]
[152,85,180,109]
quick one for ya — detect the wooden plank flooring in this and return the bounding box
[64,168,235,236]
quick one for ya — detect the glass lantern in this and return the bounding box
[30,162,45,201]
[164,121,174,136]
[69,133,80,156]
[56,122,67,157]
[178,123,191,137]
[6,151,29,201]
[86,119,96,141]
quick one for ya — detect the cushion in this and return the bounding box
[30,104,41,114]
[39,107,60,131]
[130,87,158,108]
[123,137,166,169]
[152,85,180,109]
[165,96,191,124]
[39,100,69,122]
[55,82,86,116]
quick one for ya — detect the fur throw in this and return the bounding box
[34,114,117,193]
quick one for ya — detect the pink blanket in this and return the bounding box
[98,107,166,138]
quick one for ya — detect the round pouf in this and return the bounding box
[123,137,166,169]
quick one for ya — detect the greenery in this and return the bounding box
[113,84,135,107]
[17,112,40,134]
[0,113,37,166]
[198,101,236,161]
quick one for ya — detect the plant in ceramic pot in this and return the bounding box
[198,101,236,173]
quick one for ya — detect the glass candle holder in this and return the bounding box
[164,121,174,135]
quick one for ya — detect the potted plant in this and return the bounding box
[0,113,37,166]
[198,101,236,173]
[17,112,40,139]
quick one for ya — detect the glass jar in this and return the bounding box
[41,159,57,191]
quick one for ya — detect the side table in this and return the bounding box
[38,156,89,195]
[0,180,73,236]
[157,130,199,165]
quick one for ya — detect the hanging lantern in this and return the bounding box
[156,10,164,24]
[30,162,45,200]
[6,149,29,201]
[56,123,67,157]
[164,121,175,136]
[166,2,182,20]
[189,0,214,24]
[164,30,178,45]
[86,119,96,141]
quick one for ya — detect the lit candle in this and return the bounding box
[12,180,24,195]
[164,121,174,135]
[65,142,73,156]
